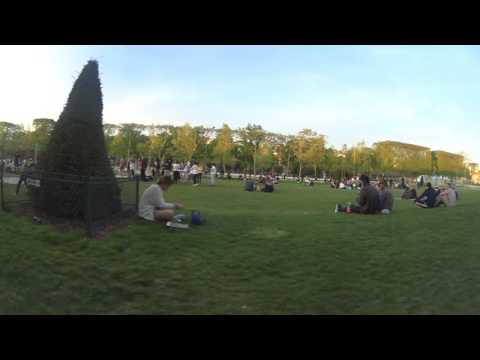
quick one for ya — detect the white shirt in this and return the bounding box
[139,184,175,221]
[210,166,217,175]
[190,165,199,175]
[173,163,179,171]
[446,188,457,207]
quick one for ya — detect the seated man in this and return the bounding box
[245,178,256,192]
[401,186,417,200]
[335,175,380,214]
[139,176,184,222]
[377,180,394,214]
[415,182,437,208]
[263,175,274,192]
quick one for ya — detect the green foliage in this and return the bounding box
[36,60,121,219]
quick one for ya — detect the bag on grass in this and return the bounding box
[191,211,204,225]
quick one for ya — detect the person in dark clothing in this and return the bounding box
[415,182,437,208]
[245,178,256,192]
[401,186,417,199]
[140,158,147,181]
[262,175,274,192]
[335,174,380,214]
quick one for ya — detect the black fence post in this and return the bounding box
[85,176,94,238]
[0,162,6,212]
[135,175,140,216]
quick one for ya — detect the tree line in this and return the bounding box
[0,119,471,179]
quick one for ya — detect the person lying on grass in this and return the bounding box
[415,182,437,208]
[335,174,380,214]
[377,179,394,214]
[139,176,184,222]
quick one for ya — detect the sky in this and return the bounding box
[0,45,479,163]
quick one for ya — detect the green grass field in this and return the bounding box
[1,180,480,314]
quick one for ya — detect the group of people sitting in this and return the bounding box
[335,175,393,214]
[245,174,275,192]
[335,175,459,215]
[413,182,457,208]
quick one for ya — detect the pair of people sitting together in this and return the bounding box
[335,175,393,215]
[245,175,274,192]
[415,182,457,208]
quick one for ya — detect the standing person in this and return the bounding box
[184,161,191,183]
[209,163,217,186]
[190,162,199,186]
[140,157,148,181]
[138,176,184,222]
[197,163,204,184]
[128,158,135,179]
[173,160,180,183]
[155,157,160,176]
[335,175,380,214]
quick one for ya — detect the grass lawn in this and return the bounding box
[1,179,480,314]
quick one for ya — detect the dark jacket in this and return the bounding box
[418,187,437,208]
[357,184,380,214]
[379,188,394,211]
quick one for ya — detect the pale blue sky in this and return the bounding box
[0,45,478,162]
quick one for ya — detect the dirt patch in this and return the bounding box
[10,203,138,239]
[248,227,288,239]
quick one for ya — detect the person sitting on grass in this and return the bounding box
[245,176,256,192]
[139,176,184,222]
[435,183,457,207]
[263,174,274,192]
[415,182,437,208]
[401,186,417,200]
[335,174,380,214]
[377,179,394,214]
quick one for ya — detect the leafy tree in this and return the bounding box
[213,124,234,173]
[292,129,316,177]
[238,124,265,175]
[173,123,198,162]
[305,134,326,178]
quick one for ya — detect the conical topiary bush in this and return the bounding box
[34,60,121,219]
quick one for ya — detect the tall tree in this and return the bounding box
[239,124,265,175]
[173,123,198,162]
[292,129,315,177]
[36,60,121,219]
[213,124,234,173]
[305,134,326,178]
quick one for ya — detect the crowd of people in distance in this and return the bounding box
[330,177,360,190]
[115,157,218,187]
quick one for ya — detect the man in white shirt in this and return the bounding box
[209,164,217,186]
[190,162,199,186]
[139,176,184,222]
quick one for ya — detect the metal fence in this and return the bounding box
[0,163,140,237]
